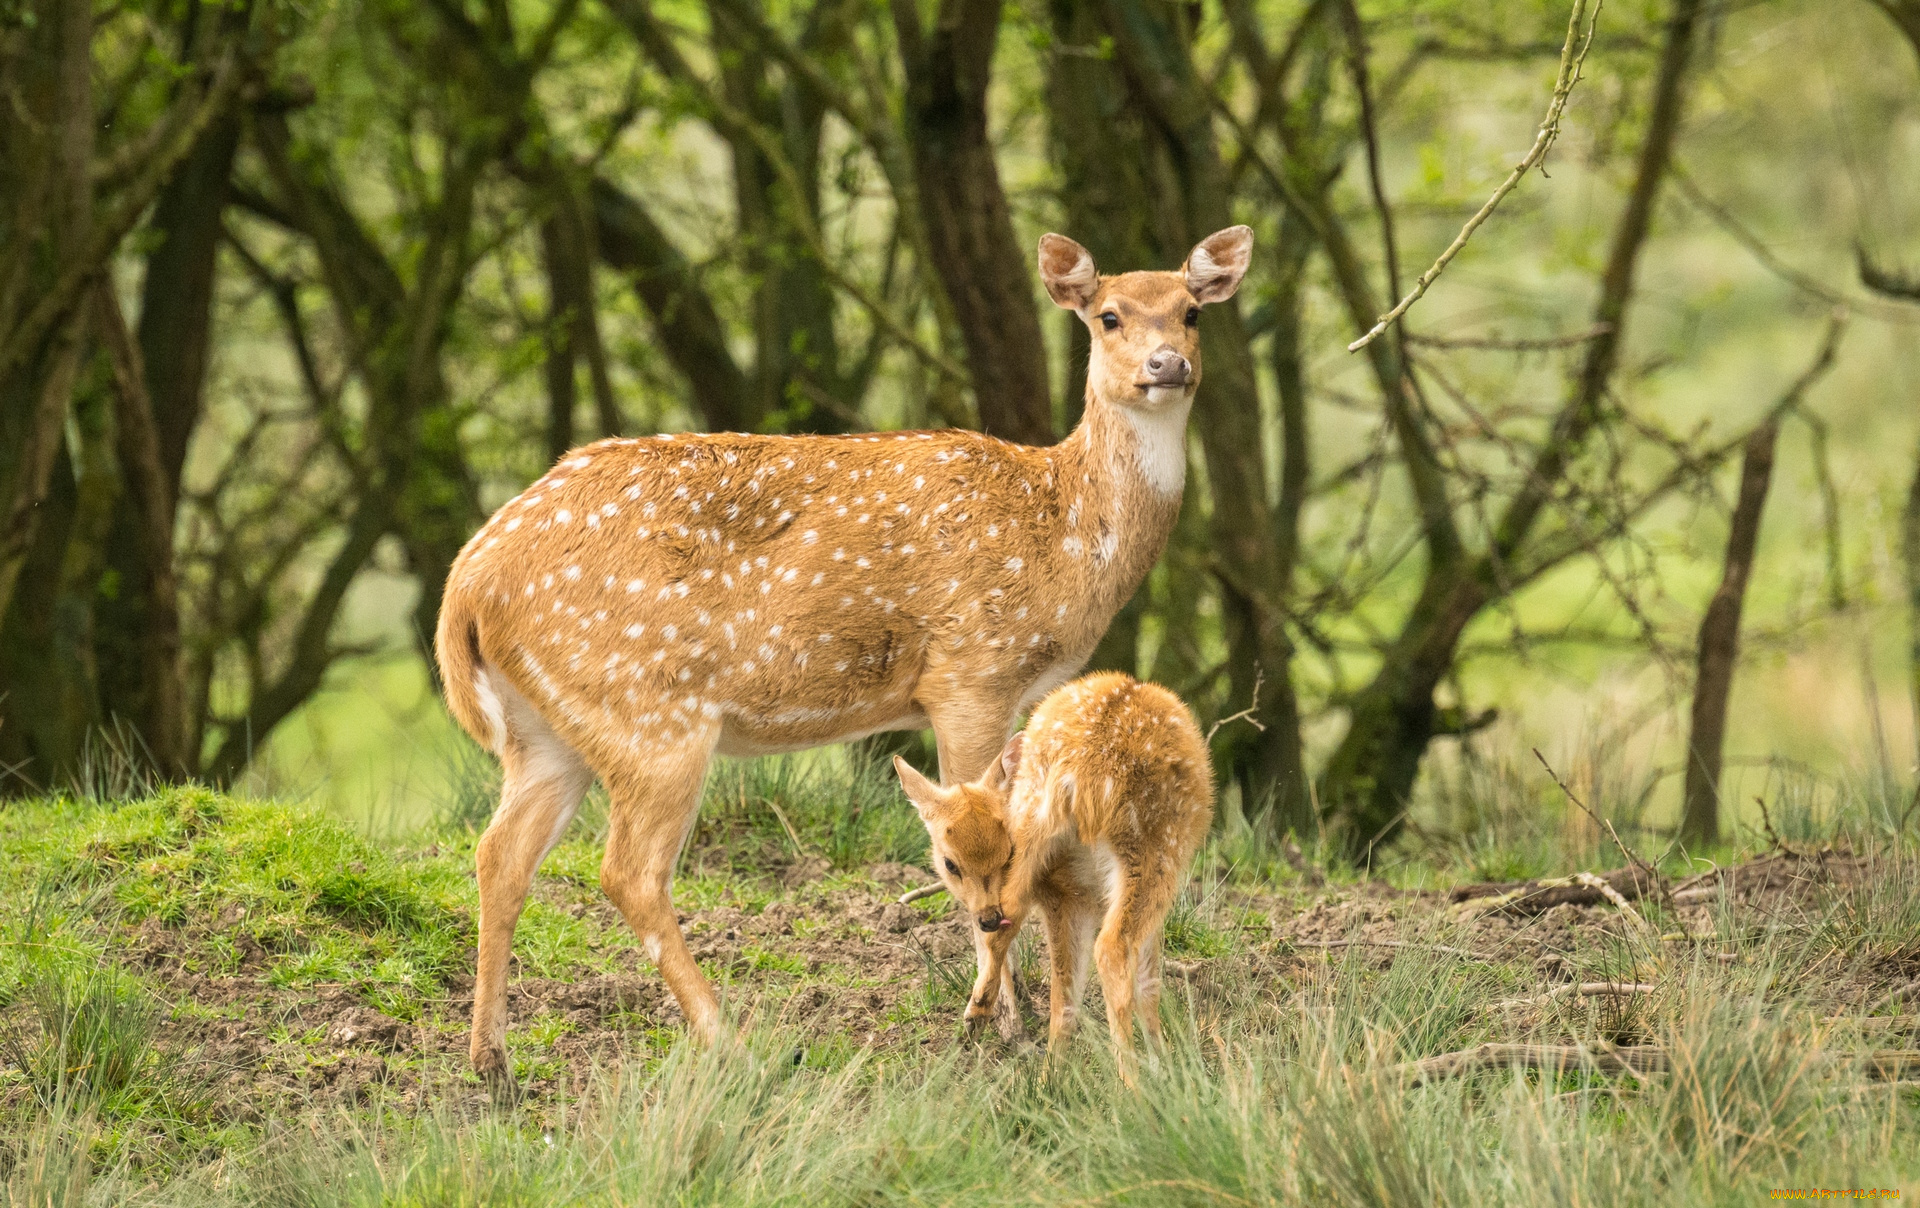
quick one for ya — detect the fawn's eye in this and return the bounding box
[944,859,961,878]
[1099,312,1119,331]
[1184,306,1200,327]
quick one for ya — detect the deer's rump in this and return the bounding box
[438,430,1093,766]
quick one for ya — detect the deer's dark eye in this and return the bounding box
[1184,307,1201,327]
[1100,312,1119,331]
[944,859,961,878]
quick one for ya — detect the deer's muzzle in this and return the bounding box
[1141,345,1192,387]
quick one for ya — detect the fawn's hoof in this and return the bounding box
[994,999,1028,1044]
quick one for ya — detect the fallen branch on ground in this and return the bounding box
[1494,981,1658,1010]
[1285,939,1496,961]
[1533,750,1670,910]
[1449,864,1660,916]
[898,883,946,905]
[1396,1044,1920,1086]
[1575,870,1659,939]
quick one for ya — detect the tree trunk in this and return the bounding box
[1861,1,1920,776]
[894,0,1053,445]
[1048,0,1174,679]
[92,60,242,779]
[541,213,581,464]
[1096,0,1304,816]
[95,284,188,778]
[710,5,844,434]
[1256,206,1318,837]
[1681,421,1778,846]
[0,0,94,627]
[1315,0,1706,854]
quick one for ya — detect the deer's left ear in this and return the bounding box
[1184,225,1253,304]
[984,732,1024,792]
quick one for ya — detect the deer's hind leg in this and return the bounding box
[471,676,595,1101]
[597,725,724,1042]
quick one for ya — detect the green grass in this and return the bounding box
[2,755,1917,1204]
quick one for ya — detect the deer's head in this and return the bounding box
[1038,226,1254,413]
[894,736,1023,935]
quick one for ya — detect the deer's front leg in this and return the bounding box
[924,692,1029,1039]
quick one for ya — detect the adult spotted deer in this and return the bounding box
[435,226,1251,1098]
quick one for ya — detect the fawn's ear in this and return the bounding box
[893,756,952,820]
[984,732,1024,792]
[1038,234,1099,311]
[1184,225,1254,304]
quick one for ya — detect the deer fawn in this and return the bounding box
[434,226,1250,1099]
[893,672,1214,1083]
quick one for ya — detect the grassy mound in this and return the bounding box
[1,759,1917,1204]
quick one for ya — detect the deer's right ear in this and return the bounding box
[893,756,950,820]
[985,732,1024,792]
[1038,234,1099,311]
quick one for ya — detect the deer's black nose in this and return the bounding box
[976,909,1005,933]
[1143,345,1191,386]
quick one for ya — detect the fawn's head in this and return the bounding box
[1038,226,1254,412]
[894,736,1024,934]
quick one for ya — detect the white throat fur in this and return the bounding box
[1123,392,1192,497]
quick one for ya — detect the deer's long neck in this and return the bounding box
[1049,392,1188,611]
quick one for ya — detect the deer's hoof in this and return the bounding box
[474,1047,519,1107]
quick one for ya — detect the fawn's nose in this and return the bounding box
[976,908,1007,933]
[1142,344,1191,387]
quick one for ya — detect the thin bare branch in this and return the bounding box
[1349,0,1601,352]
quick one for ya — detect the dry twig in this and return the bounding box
[1493,981,1658,1010]
[1348,0,1602,351]
[898,882,947,905]
[1397,1043,1920,1087]
[1574,870,1658,938]
[1285,938,1496,962]
[1205,667,1268,743]
[1533,748,1671,915]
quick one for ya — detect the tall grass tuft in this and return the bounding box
[3,965,158,1108]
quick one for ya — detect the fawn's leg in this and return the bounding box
[470,679,595,1101]
[1040,891,1100,1065]
[1095,865,1177,1088]
[964,917,1022,1037]
[598,725,724,1042]
[1135,923,1166,1051]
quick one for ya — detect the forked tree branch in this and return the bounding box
[1348,0,1601,352]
